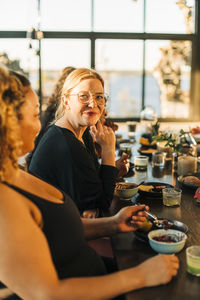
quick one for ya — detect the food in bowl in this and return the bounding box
[115,182,138,199]
[116,182,138,190]
[148,229,187,254]
[181,176,200,186]
[152,234,179,243]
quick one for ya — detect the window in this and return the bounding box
[94,0,143,32]
[0,0,198,121]
[0,38,39,91]
[0,0,37,31]
[146,0,195,33]
[145,40,192,118]
[40,0,91,31]
[96,39,143,118]
[41,39,90,106]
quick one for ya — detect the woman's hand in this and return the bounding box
[82,209,99,219]
[136,254,179,287]
[116,153,129,178]
[90,122,115,151]
[90,122,116,166]
[113,205,149,232]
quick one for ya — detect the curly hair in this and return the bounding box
[0,67,25,181]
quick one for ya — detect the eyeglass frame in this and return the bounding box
[66,91,108,105]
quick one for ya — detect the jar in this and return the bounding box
[177,155,197,176]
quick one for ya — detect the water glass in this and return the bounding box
[186,246,200,276]
[127,122,137,142]
[119,143,132,158]
[152,152,166,167]
[162,187,182,206]
[134,156,148,171]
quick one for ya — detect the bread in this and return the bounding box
[182,176,200,186]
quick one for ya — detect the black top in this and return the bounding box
[0,182,107,299]
[29,125,118,213]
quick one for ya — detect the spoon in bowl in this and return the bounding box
[136,202,173,229]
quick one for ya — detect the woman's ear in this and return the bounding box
[62,95,70,110]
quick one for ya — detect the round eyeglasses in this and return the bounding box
[68,91,108,105]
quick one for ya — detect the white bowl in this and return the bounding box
[115,182,139,200]
[148,229,187,254]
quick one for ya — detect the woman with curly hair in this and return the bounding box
[0,66,179,300]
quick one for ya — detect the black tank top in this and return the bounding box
[0,182,107,299]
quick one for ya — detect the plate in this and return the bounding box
[134,219,188,243]
[177,173,200,189]
[138,182,174,198]
[138,147,158,157]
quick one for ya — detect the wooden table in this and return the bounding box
[111,158,200,300]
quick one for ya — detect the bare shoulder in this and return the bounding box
[0,182,28,213]
[0,182,42,226]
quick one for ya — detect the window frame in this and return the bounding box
[0,0,199,122]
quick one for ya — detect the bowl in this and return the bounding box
[148,229,187,254]
[115,182,139,200]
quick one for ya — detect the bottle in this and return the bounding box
[140,106,157,135]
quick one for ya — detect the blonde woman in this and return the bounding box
[29,68,118,218]
[0,67,179,300]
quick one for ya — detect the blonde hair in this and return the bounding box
[0,67,25,181]
[53,68,104,123]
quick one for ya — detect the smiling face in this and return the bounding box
[64,78,105,128]
[19,87,41,155]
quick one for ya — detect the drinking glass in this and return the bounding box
[134,156,148,171]
[119,143,132,158]
[186,246,200,276]
[177,155,197,176]
[152,152,166,167]
[127,122,137,142]
[162,187,182,206]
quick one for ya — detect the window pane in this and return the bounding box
[94,0,143,32]
[145,40,192,118]
[0,0,37,30]
[146,0,195,33]
[41,0,91,31]
[96,40,143,118]
[41,39,90,107]
[0,38,39,90]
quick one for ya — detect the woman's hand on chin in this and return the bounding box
[90,122,115,151]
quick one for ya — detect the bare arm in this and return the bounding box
[90,122,116,166]
[82,205,148,240]
[0,190,179,300]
